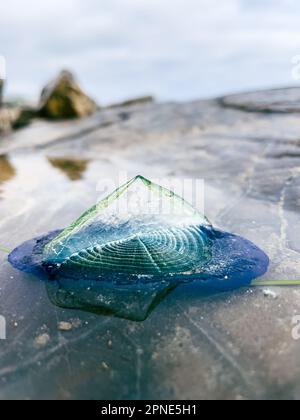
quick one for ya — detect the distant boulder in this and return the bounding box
[0,105,35,133]
[109,96,154,108]
[0,107,18,133]
[39,70,98,120]
[0,79,4,107]
[0,75,36,133]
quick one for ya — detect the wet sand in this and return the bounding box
[0,91,300,399]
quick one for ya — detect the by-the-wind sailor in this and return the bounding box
[8,175,269,321]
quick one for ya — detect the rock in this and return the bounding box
[101,362,109,370]
[0,75,36,133]
[0,79,4,106]
[221,87,300,113]
[34,333,50,347]
[0,105,35,134]
[0,107,19,133]
[39,70,98,120]
[57,319,82,331]
[57,321,73,331]
[109,95,154,108]
[263,289,278,299]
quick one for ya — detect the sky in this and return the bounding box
[1,0,300,104]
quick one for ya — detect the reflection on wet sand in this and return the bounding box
[0,155,16,184]
[46,278,177,322]
[48,157,90,181]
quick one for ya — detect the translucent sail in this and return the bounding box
[43,176,211,276]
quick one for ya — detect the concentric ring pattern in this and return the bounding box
[58,225,211,276]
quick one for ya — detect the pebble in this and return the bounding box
[101,362,109,370]
[263,289,278,299]
[34,333,50,347]
[58,322,73,331]
[58,318,82,331]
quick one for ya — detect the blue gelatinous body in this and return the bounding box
[8,226,269,321]
[8,176,269,321]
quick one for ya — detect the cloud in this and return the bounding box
[1,0,300,102]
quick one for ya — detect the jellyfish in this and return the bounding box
[8,176,269,321]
